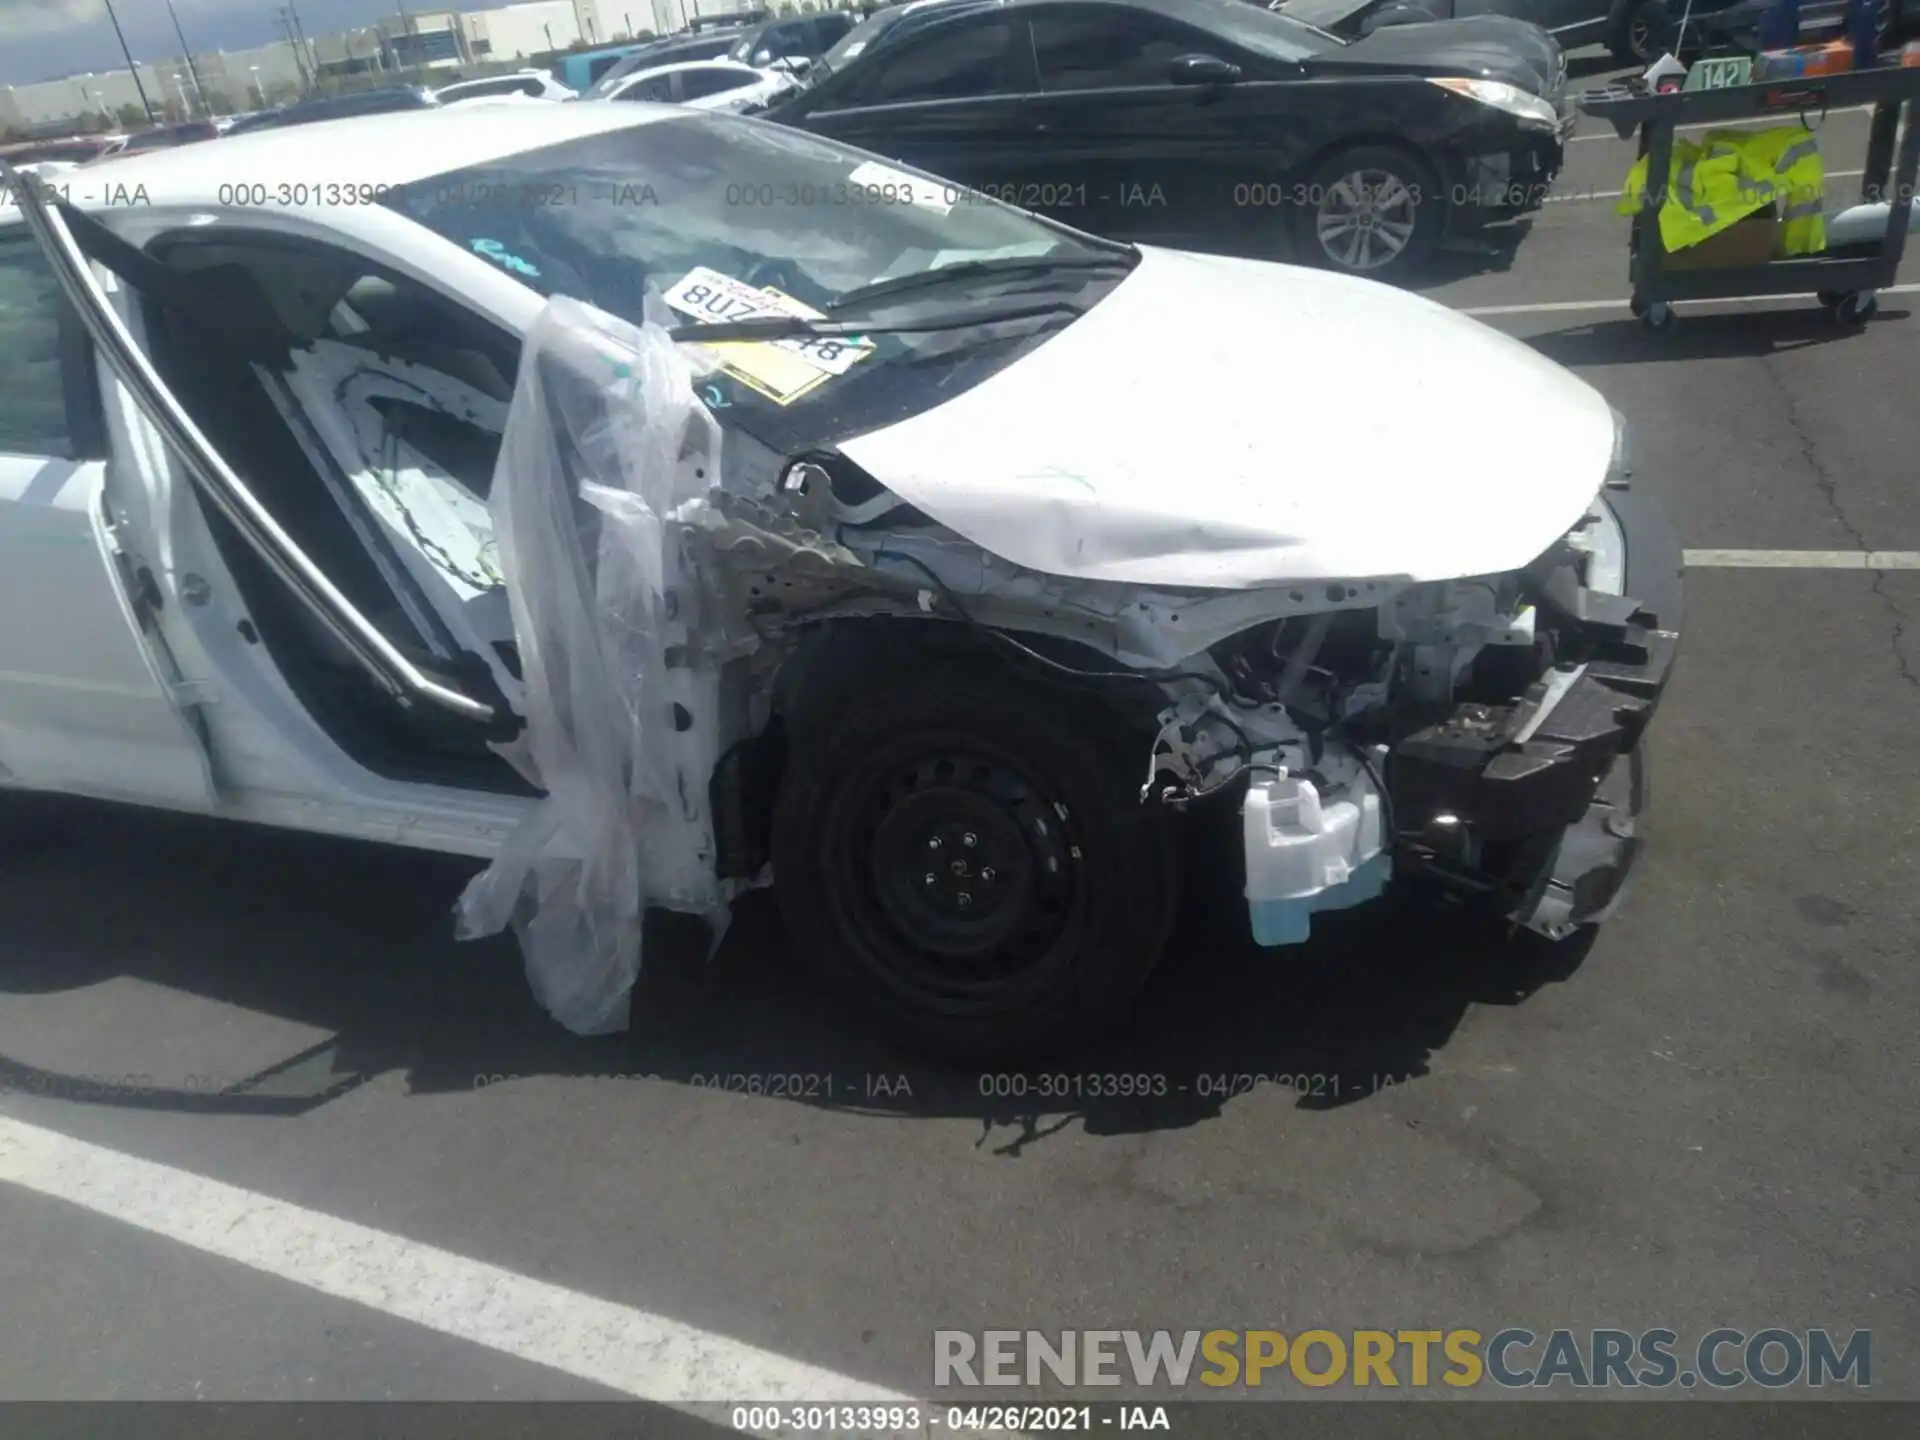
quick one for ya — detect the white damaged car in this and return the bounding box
[0,103,1681,1057]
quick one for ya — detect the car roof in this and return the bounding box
[862,0,1006,30]
[588,30,743,82]
[1,104,679,216]
[616,58,760,81]
[992,0,1234,14]
[440,70,549,86]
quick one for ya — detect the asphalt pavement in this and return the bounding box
[3,50,1919,1432]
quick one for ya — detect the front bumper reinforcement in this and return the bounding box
[1386,486,1683,934]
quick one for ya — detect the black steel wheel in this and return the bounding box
[1640,300,1676,334]
[771,661,1178,1059]
[1833,291,1878,327]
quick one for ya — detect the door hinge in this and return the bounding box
[168,678,219,707]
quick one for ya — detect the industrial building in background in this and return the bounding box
[0,0,788,136]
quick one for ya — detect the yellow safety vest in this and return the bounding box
[1616,125,1825,256]
[1724,125,1827,255]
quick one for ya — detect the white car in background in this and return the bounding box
[434,70,577,104]
[0,103,1679,1057]
[596,59,799,112]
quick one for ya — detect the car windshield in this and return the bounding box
[1275,0,1375,27]
[381,115,1127,426]
[819,9,905,69]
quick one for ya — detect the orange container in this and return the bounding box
[1903,39,1920,66]
[1802,40,1855,76]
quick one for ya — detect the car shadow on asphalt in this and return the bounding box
[1194,221,1530,289]
[0,798,1593,1145]
[1524,303,1912,364]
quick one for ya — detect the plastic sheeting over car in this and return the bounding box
[455,295,732,1035]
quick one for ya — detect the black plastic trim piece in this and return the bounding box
[1388,493,1683,845]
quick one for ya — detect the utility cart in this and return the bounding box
[1579,65,1920,333]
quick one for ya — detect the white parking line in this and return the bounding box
[1685,549,1920,568]
[1570,105,1872,142]
[1459,282,1920,316]
[0,1115,912,1410]
[1544,168,1865,204]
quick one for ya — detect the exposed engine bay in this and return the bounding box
[717,453,1678,947]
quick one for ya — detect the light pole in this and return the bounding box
[250,65,264,108]
[164,0,211,118]
[80,82,110,127]
[279,10,311,90]
[396,3,418,72]
[99,0,157,125]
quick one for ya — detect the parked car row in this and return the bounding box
[760,0,1573,280]
[10,0,1573,282]
[528,0,1574,278]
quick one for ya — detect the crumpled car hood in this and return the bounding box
[837,245,1616,590]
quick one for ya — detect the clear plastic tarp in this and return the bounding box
[455,295,730,1035]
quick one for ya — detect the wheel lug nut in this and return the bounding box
[962,832,977,848]
[924,873,937,885]
[928,836,942,851]
[957,892,973,907]
[981,866,996,881]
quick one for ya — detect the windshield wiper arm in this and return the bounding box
[826,252,1137,312]
[665,298,1089,345]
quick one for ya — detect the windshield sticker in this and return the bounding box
[470,237,541,278]
[661,266,875,405]
[846,160,953,216]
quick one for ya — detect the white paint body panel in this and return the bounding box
[0,453,214,807]
[839,245,1618,589]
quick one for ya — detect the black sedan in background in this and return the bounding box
[766,0,1572,280]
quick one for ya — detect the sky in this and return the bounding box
[0,0,496,86]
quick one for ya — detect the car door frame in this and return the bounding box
[2,168,503,733]
[612,70,680,103]
[676,64,759,106]
[0,165,546,856]
[0,216,219,811]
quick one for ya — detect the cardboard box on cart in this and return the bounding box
[1660,205,1785,269]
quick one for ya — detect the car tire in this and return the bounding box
[1611,0,1678,63]
[1294,144,1441,283]
[770,661,1178,1061]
